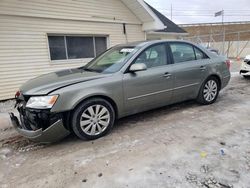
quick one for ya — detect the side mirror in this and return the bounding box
[129,63,147,72]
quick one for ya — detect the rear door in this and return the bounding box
[168,42,210,102]
[123,43,174,115]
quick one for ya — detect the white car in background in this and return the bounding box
[240,55,250,78]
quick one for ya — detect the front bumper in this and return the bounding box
[9,112,70,143]
[240,70,250,75]
[240,61,250,76]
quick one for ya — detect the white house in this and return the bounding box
[0,0,187,100]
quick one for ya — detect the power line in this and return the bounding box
[156,9,250,12]
[161,11,250,14]
[158,9,250,13]
[154,9,250,17]
[173,14,250,17]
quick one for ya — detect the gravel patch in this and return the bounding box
[0,100,16,113]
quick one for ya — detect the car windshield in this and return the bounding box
[82,46,140,73]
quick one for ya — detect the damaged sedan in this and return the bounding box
[10,40,231,143]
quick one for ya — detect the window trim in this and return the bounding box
[64,36,69,59]
[47,34,109,62]
[93,37,96,57]
[167,41,210,64]
[193,46,209,60]
[125,42,171,73]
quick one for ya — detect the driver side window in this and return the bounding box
[134,44,167,68]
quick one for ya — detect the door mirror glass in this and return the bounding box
[129,63,147,72]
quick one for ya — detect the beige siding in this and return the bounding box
[147,33,183,40]
[0,0,145,100]
[0,0,141,24]
[121,0,153,22]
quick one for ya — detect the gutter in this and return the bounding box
[147,31,189,36]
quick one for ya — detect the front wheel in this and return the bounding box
[197,77,219,105]
[71,98,115,140]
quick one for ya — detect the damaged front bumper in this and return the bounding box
[240,70,250,76]
[9,112,70,143]
[240,61,250,76]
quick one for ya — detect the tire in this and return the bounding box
[243,75,250,78]
[71,98,115,140]
[197,77,220,105]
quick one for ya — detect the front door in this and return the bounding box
[123,43,174,115]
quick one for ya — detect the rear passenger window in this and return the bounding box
[170,43,196,63]
[194,47,209,60]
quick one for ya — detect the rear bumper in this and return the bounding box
[9,113,70,143]
[221,74,231,90]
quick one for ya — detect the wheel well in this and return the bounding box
[207,75,221,90]
[64,95,118,132]
[74,95,118,119]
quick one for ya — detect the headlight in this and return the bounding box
[26,95,59,109]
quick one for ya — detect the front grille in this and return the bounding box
[25,108,51,130]
[240,70,249,74]
[17,105,62,131]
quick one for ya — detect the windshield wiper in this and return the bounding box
[79,67,97,72]
[84,68,94,72]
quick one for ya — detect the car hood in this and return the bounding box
[20,68,109,95]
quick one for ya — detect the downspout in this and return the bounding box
[123,23,128,43]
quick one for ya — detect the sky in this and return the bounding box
[145,0,250,24]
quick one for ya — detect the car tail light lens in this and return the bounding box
[225,60,231,70]
[15,90,20,98]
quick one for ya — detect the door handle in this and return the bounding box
[163,72,172,78]
[200,66,206,71]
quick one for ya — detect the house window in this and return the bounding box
[48,35,107,61]
[48,36,67,60]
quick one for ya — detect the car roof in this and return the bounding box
[114,40,217,59]
[115,40,196,48]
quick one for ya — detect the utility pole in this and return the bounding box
[215,10,225,55]
[222,10,225,56]
[237,32,240,57]
[171,4,173,20]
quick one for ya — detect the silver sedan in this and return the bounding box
[10,40,231,142]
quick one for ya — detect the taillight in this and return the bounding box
[15,90,20,98]
[225,59,231,70]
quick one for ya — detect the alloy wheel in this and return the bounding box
[203,80,218,102]
[80,105,110,136]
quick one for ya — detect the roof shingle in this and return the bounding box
[146,3,187,34]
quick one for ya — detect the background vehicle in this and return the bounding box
[207,47,220,55]
[10,40,231,142]
[240,55,250,78]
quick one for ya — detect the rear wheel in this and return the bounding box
[197,77,219,105]
[71,98,115,140]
